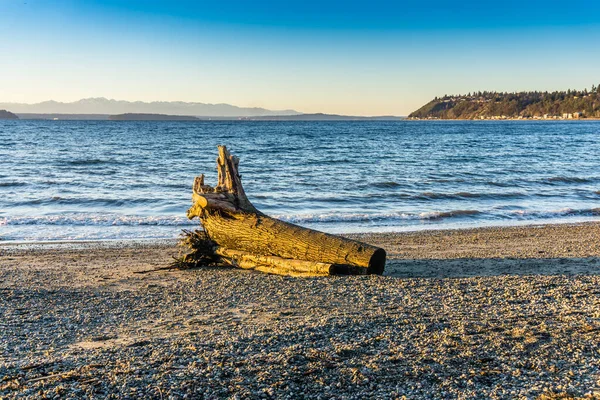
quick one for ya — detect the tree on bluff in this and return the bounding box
[408,85,600,119]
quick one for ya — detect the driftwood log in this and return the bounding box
[185,146,386,276]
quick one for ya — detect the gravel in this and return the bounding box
[1,224,600,399]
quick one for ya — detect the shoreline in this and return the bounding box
[2,221,600,398]
[4,221,600,279]
[2,218,600,247]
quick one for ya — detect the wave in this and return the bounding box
[408,191,525,201]
[272,209,483,224]
[427,178,466,183]
[418,210,481,220]
[544,176,594,184]
[0,181,27,187]
[0,210,487,227]
[485,181,517,188]
[59,159,119,166]
[0,214,196,226]
[3,206,600,240]
[510,208,600,218]
[273,212,414,224]
[370,181,403,188]
[8,197,170,207]
[273,206,600,225]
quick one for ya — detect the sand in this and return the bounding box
[1,222,600,399]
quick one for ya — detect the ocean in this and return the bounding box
[1,120,599,241]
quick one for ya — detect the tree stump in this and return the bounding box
[186,146,386,276]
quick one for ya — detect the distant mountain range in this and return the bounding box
[0,98,300,117]
[0,98,406,121]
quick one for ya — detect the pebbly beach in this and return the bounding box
[1,222,600,399]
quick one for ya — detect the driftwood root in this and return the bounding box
[182,146,386,276]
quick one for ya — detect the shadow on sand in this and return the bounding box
[383,256,600,278]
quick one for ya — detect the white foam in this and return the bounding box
[0,214,195,226]
[509,207,600,218]
[271,212,416,223]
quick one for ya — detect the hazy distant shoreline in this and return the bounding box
[0,110,19,120]
[10,113,600,121]
[13,112,405,121]
[109,113,200,121]
[0,97,404,120]
[0,97,300,117]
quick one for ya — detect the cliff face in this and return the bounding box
[0,110,19,120]
[409,88,600,119]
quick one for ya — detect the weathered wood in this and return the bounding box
[215,247,334,276]
[186,145,386,275]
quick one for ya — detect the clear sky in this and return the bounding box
[1,0,599,116]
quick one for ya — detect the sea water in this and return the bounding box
[1,120,599,241]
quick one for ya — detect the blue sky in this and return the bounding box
[1,0,599,115]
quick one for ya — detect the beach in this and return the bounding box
[4,1,600,398]
[2,222,600,399]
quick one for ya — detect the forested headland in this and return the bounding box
[409,85,600,120]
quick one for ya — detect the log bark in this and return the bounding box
[215,248,334,277]
[186,145,386,276]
